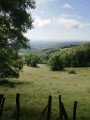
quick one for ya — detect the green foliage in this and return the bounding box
[25,54,38,67]
[0,0,35,49]
[48,55,64,71]
[0,0,35,78]
[66,44,90,67]
[37,49,60,64]
[37,53,49,64]
[48,43,90,68]
[0,48,23,78]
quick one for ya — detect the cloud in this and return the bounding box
[34,17,52,27]
[33,16,90,29]
[57,18,82,28]
[63,3,73,9]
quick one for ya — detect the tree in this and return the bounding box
[48,55,64,71]
[71,49,90,67]
[0,0,35,78]
[0,48,23,78]
[26,54,38,67]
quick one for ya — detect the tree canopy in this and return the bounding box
[0,0,35,78]
[47,43,90,70]
[0,0,35,49]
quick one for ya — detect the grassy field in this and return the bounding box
[0,64,90,120]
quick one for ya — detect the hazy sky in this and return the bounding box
[25,0,90,41]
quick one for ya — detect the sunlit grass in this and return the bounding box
[0,64,90,120]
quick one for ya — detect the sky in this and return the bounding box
[25,0,90,42]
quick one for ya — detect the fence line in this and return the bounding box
[0,93,78,120]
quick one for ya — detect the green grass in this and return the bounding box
[0,64,90,120]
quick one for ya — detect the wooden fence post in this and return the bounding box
[73,101,77,120]
[0,94,5,120]
[0,95,4,105]
[59,95,63,120]
[16,93,20,120]
[47,95,52,120]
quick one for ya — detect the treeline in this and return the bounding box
[22,43,90,71]
[61,44,90,67]
[48,43,90,70]
[49,43,90,70]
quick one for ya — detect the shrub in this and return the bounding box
[48,55,64,71]
[68,70,76,74]
[25,54,38,67]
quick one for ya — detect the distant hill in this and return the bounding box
[19,40,90,53]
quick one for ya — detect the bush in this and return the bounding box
[48,55,64,71]
[25,54,38,67]
[68,70,76,74]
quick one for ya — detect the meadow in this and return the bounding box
[0,64,90,120]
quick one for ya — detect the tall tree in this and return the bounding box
[0,0,35,78]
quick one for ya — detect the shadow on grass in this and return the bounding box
[0,79,25,88]
[30,65,40,68]
[8,107,46,120]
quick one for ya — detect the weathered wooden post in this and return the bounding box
[16,93,20,120]
[0,94,5,120]
[59,95,63,120]
[0,95,3,105]
[47,95,52,120]
[73,101,77,120]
